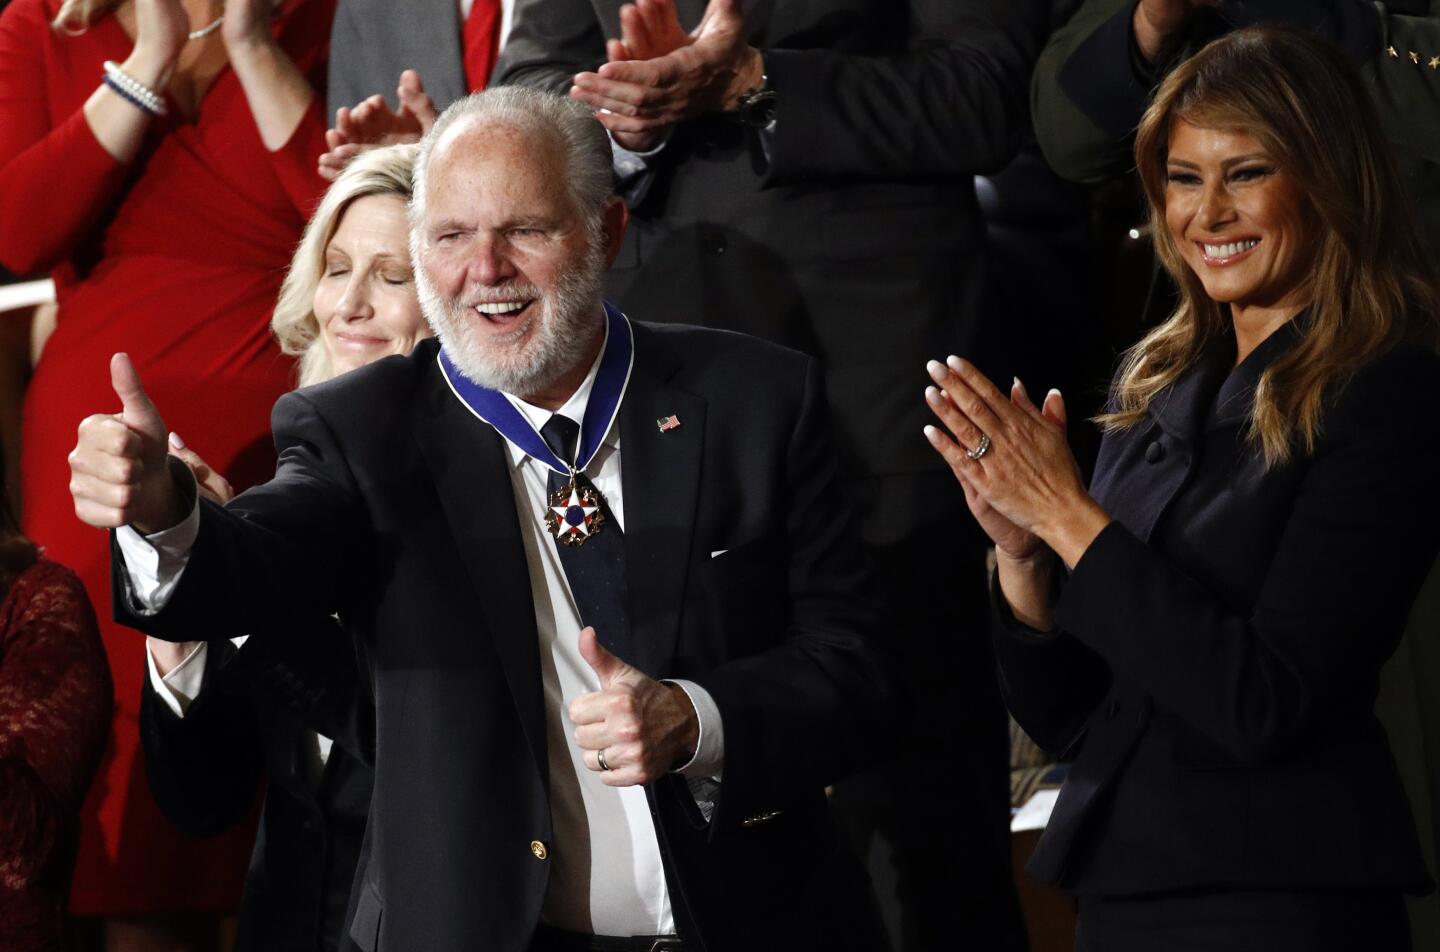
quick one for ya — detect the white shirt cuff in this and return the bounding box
[666,678,724,779]
[145,641,208,717]
[608,126,671,175]
[115,498,200,614]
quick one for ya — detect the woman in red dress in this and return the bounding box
[0,0,334,946]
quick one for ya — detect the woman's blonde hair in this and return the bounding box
[1103,26,1440,466]
[271,143,419,387]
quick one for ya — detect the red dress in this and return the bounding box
[0,0,335,915]
[0,559,111,952]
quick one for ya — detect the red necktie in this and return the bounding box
[463,0,503,92]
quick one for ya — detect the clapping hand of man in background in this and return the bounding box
[318,69,438,180]
[569,0,764,152]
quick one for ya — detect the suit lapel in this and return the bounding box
[411,353,549,788]
[1149,335,1232,446]
[620,327,706,679]
[1207,318,1305,431]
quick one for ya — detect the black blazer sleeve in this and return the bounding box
[990,573,1111,757]
[492,0,605,95]
[760,0,1049,182]
[1043,350,1440,762]
[118,391,367,644]
[140,641,266,837]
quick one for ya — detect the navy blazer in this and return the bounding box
[117,323,898,952]
[998,322,1440,896]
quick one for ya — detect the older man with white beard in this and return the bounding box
[68,86,898,952]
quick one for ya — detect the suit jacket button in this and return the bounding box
[1144,440,1165,464]
[530,840,549,861]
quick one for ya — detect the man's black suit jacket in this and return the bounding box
[139,622,373,952]
[996,324,1439,896]
[118,324,898,952]
[495,0,1050,479]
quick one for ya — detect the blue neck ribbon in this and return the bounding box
[438,302,634,476]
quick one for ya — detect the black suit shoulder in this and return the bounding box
[1322,340,1440,437]
[280,343,437,429]
[631,320,814,395]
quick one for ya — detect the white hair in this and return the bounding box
[409,86,614,236]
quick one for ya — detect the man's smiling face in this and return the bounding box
[414,119,606,396]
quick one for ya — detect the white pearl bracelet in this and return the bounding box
[102,60,167,117]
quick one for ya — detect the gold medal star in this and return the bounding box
[547,483,603,545]
[1409,50,1420,64]
[1429,56,1440,70]
[1387,45,1399,58]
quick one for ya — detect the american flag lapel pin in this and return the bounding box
[656,414,682,434]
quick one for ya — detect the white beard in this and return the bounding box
[416,239,607,396]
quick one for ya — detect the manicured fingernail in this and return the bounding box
[923,425,941,443]
[946,355,965,372]
[1048,388,1062,399]
[925,386,941,403]
[926,360,946,380]
[168,432,185,449]
[1013,376,1027,395]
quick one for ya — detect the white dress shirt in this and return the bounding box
[116,338,724,938]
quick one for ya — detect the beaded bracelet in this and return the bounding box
[102,60,167,116]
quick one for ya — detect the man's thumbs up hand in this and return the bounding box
[568,626,699,786]
[69,353,187,534]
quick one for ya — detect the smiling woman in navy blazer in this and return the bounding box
[923,26,1440,952]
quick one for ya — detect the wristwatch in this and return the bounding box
[735,74,778,133]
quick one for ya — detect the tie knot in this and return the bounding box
[540,413,581,466]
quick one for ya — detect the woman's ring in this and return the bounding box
[966,432,992,461]
[597,749,611,771]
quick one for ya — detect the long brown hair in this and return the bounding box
[1101,26,1440,466]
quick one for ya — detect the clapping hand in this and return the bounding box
[570,0,763,152]
[923,357,1110,569]
[221,0,277,54]
[568,627,699,786]
[129,0,190,82]
[319,70,438,181]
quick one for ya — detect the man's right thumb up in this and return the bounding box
[111,352,166,444]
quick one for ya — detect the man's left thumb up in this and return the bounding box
[579,626,628,686]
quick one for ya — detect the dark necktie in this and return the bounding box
[539,414,634,663]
